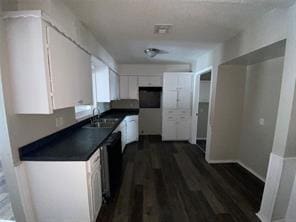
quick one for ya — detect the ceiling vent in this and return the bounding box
[154,24,173,35]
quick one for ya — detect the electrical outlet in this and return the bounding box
[55,118,60,127]
[259,118,265,126]
[59,117,64,126]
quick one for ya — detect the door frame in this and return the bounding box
[190,67,213,156]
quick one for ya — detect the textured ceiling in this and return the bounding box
[62,0,295,64]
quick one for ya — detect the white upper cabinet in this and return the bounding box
[128,76,139,99]
[5,14,92,114]
[110,70,120,100]
[119,76,138,99]
[138,76,162,87]
[47,26,92,109]
[163,74,179,91]
[162,73,193,109]
[119,76,129,99]
[92,57,119,103]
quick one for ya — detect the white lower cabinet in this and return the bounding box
[89,161,102,222]
[162,110,191,141]
[115,115,139,151]
[24,149,102,222]
[126,115,139,144]
[162,118,177,140]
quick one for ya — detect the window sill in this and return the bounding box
[75,111,93,122]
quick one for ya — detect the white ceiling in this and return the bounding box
[62,0,295,64]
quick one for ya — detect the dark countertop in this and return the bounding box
[19,109,139,161]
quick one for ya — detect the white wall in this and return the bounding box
[1,0,118,165]
[239,57,284,179]
[118,64,191,76]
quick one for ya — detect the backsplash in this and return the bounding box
[97,102,111,113]
[111,100,139,109]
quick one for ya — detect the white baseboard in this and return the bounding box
[207,159,265,182]
[207,159,237,164]
[256,212,267,222]
[237,161,266,182]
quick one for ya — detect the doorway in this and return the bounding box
[190,68,212,158]
[196,72,211,153]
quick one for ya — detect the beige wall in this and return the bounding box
[239,57,284,179]
[210,65,246,161]
[139,109,162,135]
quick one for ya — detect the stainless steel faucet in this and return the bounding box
[91,107,101,125]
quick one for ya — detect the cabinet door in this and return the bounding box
[177,117,190,140]
[90,166,102,222]
[163,74,178,91]
[138,76,162,86]
[162,119,177,140]
[115,74,120,99]
[128,76,138,99]
[178,89,191,109]
[163,91,178,109]
[127,118,138,143]
[120,76,129,99]
[47,26,79,109]
[75,47,92,105]
[109,70,117,101]
[178,74,192,89]
[95,66,110,102]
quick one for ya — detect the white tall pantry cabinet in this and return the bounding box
[4,11,93,114]
[162,73,193,141]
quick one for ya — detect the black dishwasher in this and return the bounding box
[100,132,122,201]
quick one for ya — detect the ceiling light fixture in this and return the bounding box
[144,48,161,58]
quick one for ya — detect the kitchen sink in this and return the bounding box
[84,118,120,129]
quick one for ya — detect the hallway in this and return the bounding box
[97,136,264,222]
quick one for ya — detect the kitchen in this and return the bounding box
[1,1,296,222]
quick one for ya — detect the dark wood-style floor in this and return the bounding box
[97,136,264,222]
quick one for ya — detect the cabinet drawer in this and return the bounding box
[164,109,191,117]
[177,115,190,121]
[176,109,191,116]
[163,109,178,116]
[165,115,177,121]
